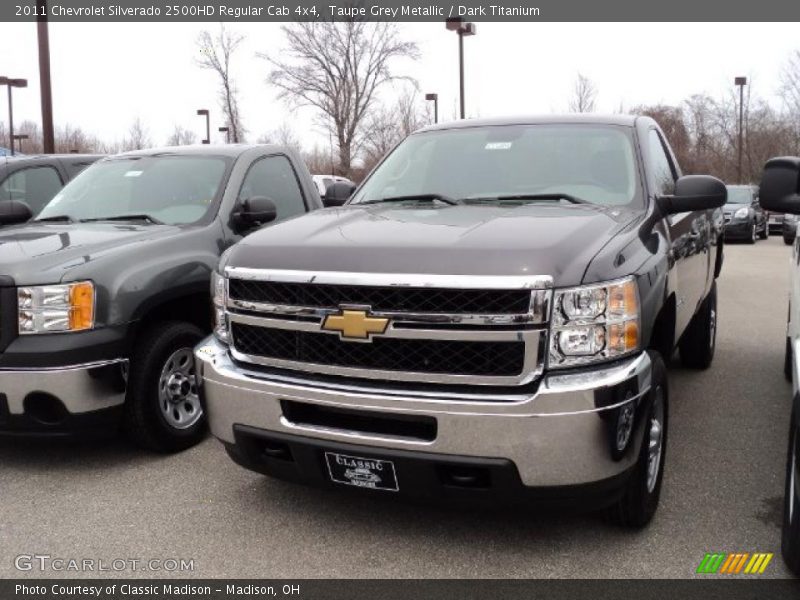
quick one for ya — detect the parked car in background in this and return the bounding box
[0,154,103,225]
[197,115,726,527]
[0,144,323,452]
[723,184,767,243]
[756,156,800,576]
[311,173,355,197]
[784,214,799,246]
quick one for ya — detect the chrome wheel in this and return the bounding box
[709,307,717,351]
[158,348,202,430]
[646,387,665,493]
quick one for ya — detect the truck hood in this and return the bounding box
[0,222,184,285]
[225,203,640,288]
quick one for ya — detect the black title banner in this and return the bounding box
[4,579,800,600]
[3,0,800,22]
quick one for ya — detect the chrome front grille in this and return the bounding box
[223,268,552,387]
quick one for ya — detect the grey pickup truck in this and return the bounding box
[196,115,726,526]
[0,144,322,452]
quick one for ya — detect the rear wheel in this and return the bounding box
[124,321,207,453]
[786,235,795,246]
[679,282,717,369]
[783,408,800,576]
[606,351,668,528]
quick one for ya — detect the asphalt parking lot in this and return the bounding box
[0,237,795,579]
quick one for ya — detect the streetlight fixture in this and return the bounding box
[12,134,29,154]
[445,18,476,119]
[734,76,747,184]
[0,77,28,156]
[218,126,230,144]
[196,109,210,144]
[425,93,439,124]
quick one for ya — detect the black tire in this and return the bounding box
[606,351,668,528]
[124,321,207,453]
[679,282,717,369]
[782,408,800,576]
[747,223,757,244]
[787,337,793,383]
[759,223,769,239]
[786,236,795,246]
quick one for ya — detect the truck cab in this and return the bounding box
[196,116,725,525]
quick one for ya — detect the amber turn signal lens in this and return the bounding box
[69,281,95,331]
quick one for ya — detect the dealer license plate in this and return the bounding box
[324,452,399,492]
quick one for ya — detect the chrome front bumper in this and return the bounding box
[196,338,653,487]
[0,359,128,416]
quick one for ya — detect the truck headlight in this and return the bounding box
[734,207,749,219]
[18,281,95,334]
[211,271,229,343]
[549,277,639,368]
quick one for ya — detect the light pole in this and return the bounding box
[37,0,54,154]
[12,134,28,154]
[425,93,439,124]
[735,76,747,184]
[196,109,210,144]
[218,126,230,144]
[446,18,476,119]
[0,77,28,156]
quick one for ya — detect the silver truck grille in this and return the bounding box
[223,268,552,387]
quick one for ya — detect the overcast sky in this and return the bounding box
[2,22,799,151]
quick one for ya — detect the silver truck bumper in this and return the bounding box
[197,337,653,488]
[0,360,128,417]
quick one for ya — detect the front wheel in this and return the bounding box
[747,223,757,244]
[679,282,717,369]
[759,223,769,239]
[124,321,207,453]
[606,351,668,528]
[783,408,800,576]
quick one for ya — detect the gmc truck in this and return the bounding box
[0,144,322,452]
[196,115,726,526]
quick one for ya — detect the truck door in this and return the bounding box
[647,128,710,338]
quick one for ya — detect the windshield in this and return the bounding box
[726,187,754,204]
[36,155,230,224]
[351,124,641,207]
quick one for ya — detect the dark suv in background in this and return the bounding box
[0,154,103,225]
[723,184,766,243]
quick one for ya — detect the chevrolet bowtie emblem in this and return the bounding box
[322,309,389,340]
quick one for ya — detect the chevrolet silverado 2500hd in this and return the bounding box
[196,115,726,525]
[0,144,322,451]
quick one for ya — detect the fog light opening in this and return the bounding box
[23,392,68,425]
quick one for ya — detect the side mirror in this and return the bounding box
[233,196,277,231]
[758,157,800,214]
[323,182,356,207]
[0,200,33,226]
[657,175,727,215]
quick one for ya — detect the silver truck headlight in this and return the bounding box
[549,277,639,368]
[18,281,95,334]
[211,271,229,343]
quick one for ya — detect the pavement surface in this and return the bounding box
[0,237,795,579]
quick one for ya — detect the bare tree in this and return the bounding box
[362,88,427,170]
[196,24,246,143]
[122,117,151,151]
[256,122,303,154]
[569,73,597,113]
[261,21,419,176]
[167,125,197,146]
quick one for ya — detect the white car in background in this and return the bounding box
[311,174,354,198]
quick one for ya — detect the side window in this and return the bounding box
[238,155,307,221]
[648,130,676,197]
[0,166,63,215]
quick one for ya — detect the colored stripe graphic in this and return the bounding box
[697,552,773,574]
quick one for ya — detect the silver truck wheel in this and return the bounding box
[646,388,665,493]
[159,348,202,430]
[783,409,800,576]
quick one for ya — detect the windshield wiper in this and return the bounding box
[81,214,164,225]
[362,193,461,206]
[465,193,589,205]
[34,215,75,223]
